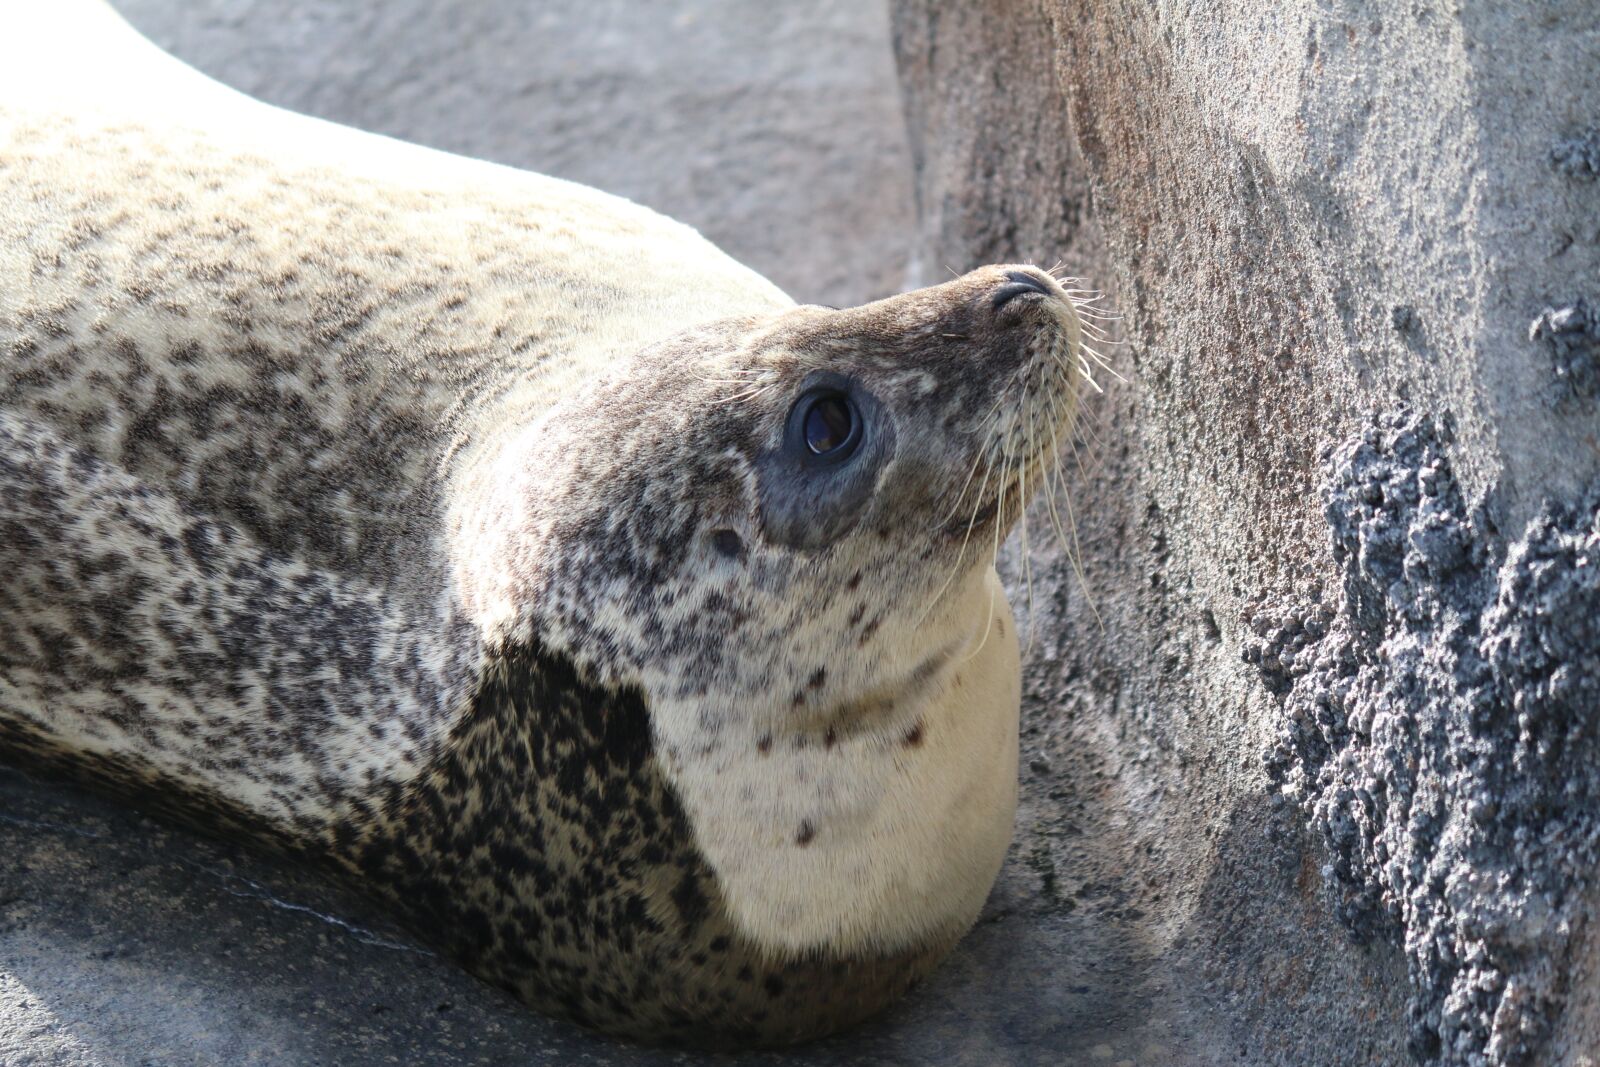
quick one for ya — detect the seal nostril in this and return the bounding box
[990,270,1051,311]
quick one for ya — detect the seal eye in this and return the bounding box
[761,375,890,549]
[802,392,857,458]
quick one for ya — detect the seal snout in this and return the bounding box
[989,269,1055,311]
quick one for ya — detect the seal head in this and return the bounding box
[431,265,1085,1042]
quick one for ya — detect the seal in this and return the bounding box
[0,1,1091,1048]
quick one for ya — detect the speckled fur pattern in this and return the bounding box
[0,1,1088,1048]
[0,409,475,830]
[340,641,953,1045]
[448,289,1076,959]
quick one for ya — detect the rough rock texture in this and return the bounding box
[1252,411,1600,1064]
[1551,127,1600,183]
[1531,300,1600,403]
[893,2,1600,1066]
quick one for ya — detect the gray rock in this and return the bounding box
[1256,410,1600,1064]
[1551,127,1600,182]
[892,1,1600,1065]
[1529,299,1600,402]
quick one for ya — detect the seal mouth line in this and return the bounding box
[957,498,1000,534]
[801,640,962,740]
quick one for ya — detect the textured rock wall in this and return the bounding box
[893,2,1600,1065]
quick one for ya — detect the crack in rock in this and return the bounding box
[176,859,435,957]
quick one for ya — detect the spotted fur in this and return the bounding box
[0,1,1086,1048]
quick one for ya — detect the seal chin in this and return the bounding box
[652,565,1021,958]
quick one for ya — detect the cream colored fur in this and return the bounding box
[651,567,1020,956]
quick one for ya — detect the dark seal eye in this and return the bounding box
[759,374,889,550]
[803,393,856,456]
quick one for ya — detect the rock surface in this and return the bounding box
[892,2,1600,1065]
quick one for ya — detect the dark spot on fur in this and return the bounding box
[903,721,925,747]
[710,528,745,560]
[795,821,816,847]
[845,570,861,591]
[671,871,709,927]
[756,735,772,755]
[599,689,652,774]
[807,667,826,690]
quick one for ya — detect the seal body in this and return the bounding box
[0,1,1084,1047]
